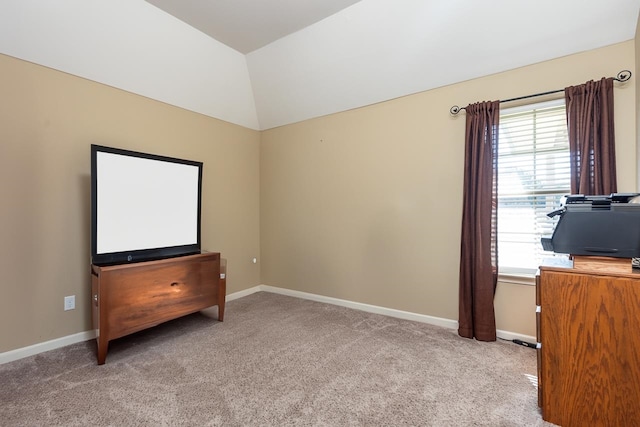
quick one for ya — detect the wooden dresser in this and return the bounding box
[537,256,640,426]
[91,252,225,365]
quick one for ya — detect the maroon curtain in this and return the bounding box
[565,78,617,195]
[458,101,500,342]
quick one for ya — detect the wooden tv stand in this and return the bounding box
[90,252,225,365]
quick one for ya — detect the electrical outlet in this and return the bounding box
[64,295,75,311]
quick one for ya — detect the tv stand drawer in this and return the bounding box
[91,252,224,364]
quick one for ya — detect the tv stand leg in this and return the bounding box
[218,274,226,321]
[97,337,109,365]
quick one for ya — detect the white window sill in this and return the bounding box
[498,273,536,286]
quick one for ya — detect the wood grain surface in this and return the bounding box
[539,267,640,426]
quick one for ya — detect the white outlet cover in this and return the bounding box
[64,296,75,311]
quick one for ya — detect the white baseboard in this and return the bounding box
[0,330,97,365]
[496,329,537,344]
[226,285,262,302]
[1,285,535,365]
[251,285,537,343]
[259,285,459,329]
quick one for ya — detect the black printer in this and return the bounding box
[541,193,640,258]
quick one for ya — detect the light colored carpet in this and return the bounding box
[0,292,556,426]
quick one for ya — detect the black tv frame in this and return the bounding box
[90,144,203,266]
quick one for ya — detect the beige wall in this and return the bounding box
[1,40,637,354]
[260,41,637,337]
[0,54,261,353]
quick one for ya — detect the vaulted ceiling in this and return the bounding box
[1,1,639,130]
[145,0,364,54]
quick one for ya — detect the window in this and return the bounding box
[497,99,570,278]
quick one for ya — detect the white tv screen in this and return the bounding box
[91,145,202,265]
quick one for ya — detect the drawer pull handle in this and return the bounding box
[170,282,180,287]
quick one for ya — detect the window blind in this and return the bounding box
[497,100,569,276]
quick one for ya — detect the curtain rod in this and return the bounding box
[449,70,632,115]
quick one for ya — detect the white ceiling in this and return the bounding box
[1,1,639,130]
[145,0,640,129]
[145,0,363,54]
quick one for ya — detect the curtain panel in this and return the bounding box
[565,77,617,195]
[458,101,500,342]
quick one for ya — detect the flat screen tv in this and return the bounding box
[91,144,203,266]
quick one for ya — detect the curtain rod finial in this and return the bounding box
[617,70,632,82]
[450,105,462,115]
